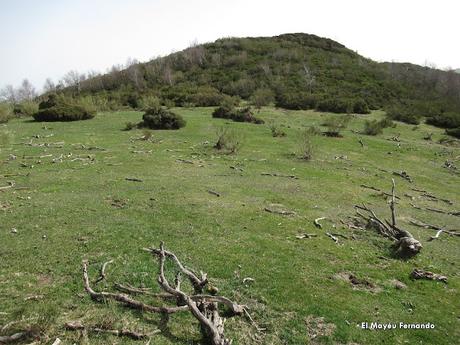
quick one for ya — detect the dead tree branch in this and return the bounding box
[65,321,155,340]
[82,243,245,345]
[355,179,422,257]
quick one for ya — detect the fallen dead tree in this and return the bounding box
[410,269,447,283]
[81,243,246,345]
[355,179,422,257]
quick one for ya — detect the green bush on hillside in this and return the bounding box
[33,94,95,122]
[385,105,421,125]
[445,127,460,139]
[212,104,264,124]
[0,103,13,123]
[13,101,39,117]
[323,115,352,137]
[426,112,460,129]
[275,92,318,110]
[363,118,395,135]
[250,88,275,108]
[140,106,186,130]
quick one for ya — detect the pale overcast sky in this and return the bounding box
[1,0,459,90]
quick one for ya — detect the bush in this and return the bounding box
[251,88,275,108]
[232,107,264,124]
[124,122,138,131]
[426,112,460,129]
[363,118,395,135]
[445,127,460,139]
[298,129,314,160]
[306,125,322,136]
[0,103,13,123]
[214,126,243,153]
[140,106,186,130]
[212,104,235,119]
[385,104,421,125]
[189,88,224,106]
[33,95,95,122]
[268,121,286,137]
[212,104,263,124]
[352,99,370,114]
[317,98,353,113]
[275,92,318,110]
[13,101,39,117]
[323,115,351,137]
[363,120,383,135]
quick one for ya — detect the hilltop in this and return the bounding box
[58,33,460,116]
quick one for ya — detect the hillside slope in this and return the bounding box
[65,33,460,113]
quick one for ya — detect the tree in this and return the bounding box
[0,85,17,103]
[63,70,86,93]
[302,63,316,94]
[18,79,36,101]
[43,78,56,93]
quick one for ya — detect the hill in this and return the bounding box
[59,33,460,116]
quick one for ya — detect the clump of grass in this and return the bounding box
[322,115,351,137]
[123,121,137,131]
[297,128,314,160]
[268,121,286,137]
[214,126,243,154]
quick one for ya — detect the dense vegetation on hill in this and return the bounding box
[2,33,460,135]
[58,34,458,108]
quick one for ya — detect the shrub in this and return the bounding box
[268,121,286,137]
[363,120,383,135]
[232,107,264,124]
[125,93,141,109]
[214,126,243,153]
[298,129,314,160]
[426,112,460,129]
[212,104,235,119]
[275,92,318,110]
[124,121,138,131]
[13,101,38,117]
[317,98,353,114]
[363,118,395,135]
[139,95,161,110]
[212,104,264,124]
[352,99,370,114]
[140,106,186,130]
[445,127,460,139]
[189,88,224,106]
[306,125,322,136]
[250,88,275,108]
[323,115,351,137]
[0,103,13,123]
[385,104,421,125]
[33,95,95,122]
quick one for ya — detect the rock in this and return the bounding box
[390,279,407,290]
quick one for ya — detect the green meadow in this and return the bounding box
[0,108,459,344]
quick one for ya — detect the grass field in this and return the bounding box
[0,107,459,344]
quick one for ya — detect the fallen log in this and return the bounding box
[261,172,298,179]
[410,269,447,283]
[410,203,460,217]
[65,321,154,340]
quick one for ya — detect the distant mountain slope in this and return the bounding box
[61,33,460,113]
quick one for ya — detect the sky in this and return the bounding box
[1,0,459,91]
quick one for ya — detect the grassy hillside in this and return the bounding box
[1,107,459,344]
